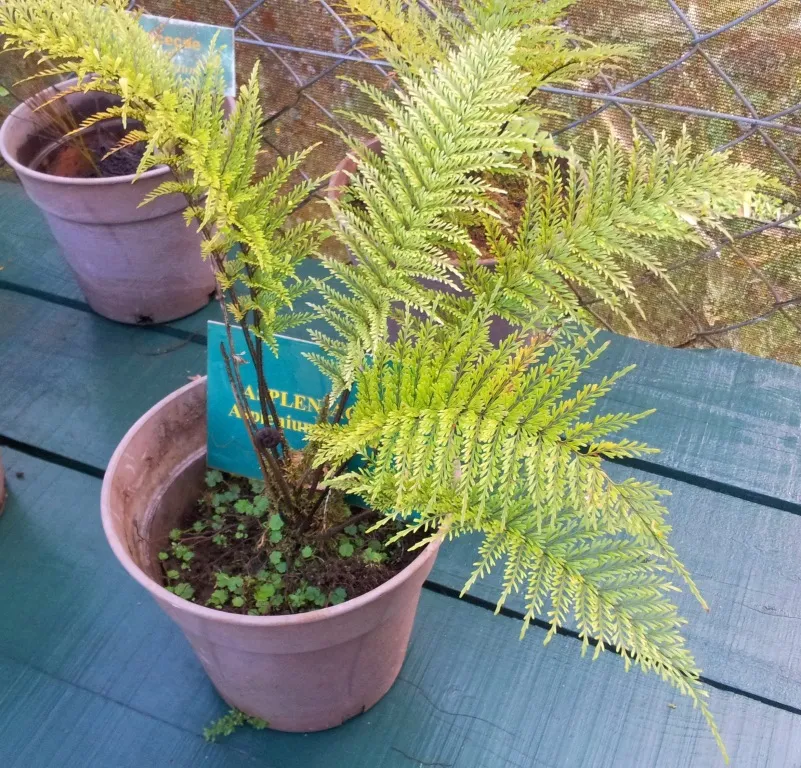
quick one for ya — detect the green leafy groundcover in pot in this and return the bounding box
[158,469,426,615]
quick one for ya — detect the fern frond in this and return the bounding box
[319,29,534,388]
[312,318,666,545]
[462,518,727,760]
[336,0,632,89]
[480,131,775,327]
[334,0,452,74]
[309,313,723,750]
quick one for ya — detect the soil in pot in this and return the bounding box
[34,121,146,178]
[14,88,147,179]
[156,468,427,616]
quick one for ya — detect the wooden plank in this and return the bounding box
[3,182,801,757]
[0,450,798,767]
[0,266,329,468]
[0,659,253,768]
[592,335,801,507]
[431,462,801,710]
[0,227,79,301]
[3,224,801,703]
[3,262,801,709]
[0,290,207,469]
[4,180,801,505]
[0,181,51,243]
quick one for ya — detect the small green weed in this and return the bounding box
[203,708,267,742]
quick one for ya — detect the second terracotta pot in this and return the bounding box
[100,377,439,732]
[0,80,215,324]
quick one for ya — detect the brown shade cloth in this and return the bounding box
[3,0,799,363]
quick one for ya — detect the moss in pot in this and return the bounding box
[4,0,777,758]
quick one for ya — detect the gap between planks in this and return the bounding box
[423,581,801,718]
[1,436,801,725]
[1,280,800,521]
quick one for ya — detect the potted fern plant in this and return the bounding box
[0,48,215,323]
[1,0,770,757]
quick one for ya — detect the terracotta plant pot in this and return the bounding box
[0,79,215,324]
[327,137,383,207]
[100,377,440,732]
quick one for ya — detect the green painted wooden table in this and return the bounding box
[1,180,800,767]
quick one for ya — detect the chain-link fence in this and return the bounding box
[3,0,800,363]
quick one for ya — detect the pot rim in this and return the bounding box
[0,77,169,187]
[101,377,441,628]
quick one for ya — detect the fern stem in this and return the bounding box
[217,266,289,457]
[240,255,292,457]
[219,341,296,516]
[313,507,377,540]
[296,461,350,535]
[176,188,290,462]
[297,388,350,498]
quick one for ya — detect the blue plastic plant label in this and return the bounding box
[207,321,354,480]
[138,14,236,96]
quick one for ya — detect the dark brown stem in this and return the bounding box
[220,341,297,515]
[263,449,297,516]
[173,192,322,524]
[314,508,377,541]
[240,305,288,456]
[173,188,294,463]
[240,319,282,460]
[219,339,271,480]
[243,259,292,458]
[172,192,283,493]
[499,63,575,135]
[332,389,351,424]
[301,460,351,532]
[296,388,352,531]
[292,395,331,502]
[208,248,288,458]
